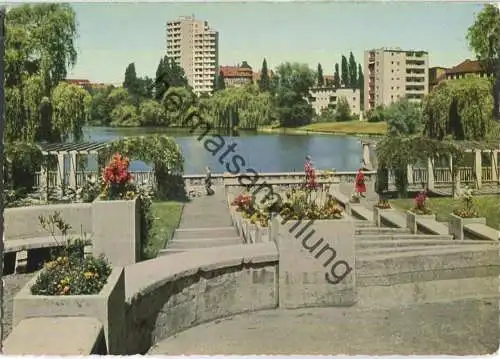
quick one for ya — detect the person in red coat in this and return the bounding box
[355,168,366,197]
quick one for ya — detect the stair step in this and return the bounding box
[357,244,487,254]
[167,237,241,249]
[356,227,410,235]
[356,234,453,241]
[174,227,237,240]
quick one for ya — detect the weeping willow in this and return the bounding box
[204,85,274,129]
[423,77,494,141]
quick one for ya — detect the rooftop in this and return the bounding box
[446,59,487,75]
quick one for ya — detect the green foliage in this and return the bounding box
[317,63,324,86]
[386,99,423,136]
[139,99,166,126]
[334,96,352,121]
[333,63,340,88]
[348,52,357,88]
[214,70,226,92]
[422,77,494,140]
[366,105,386,123]
[123,63,141,97]
[4,142,43,193]
[357,64,364,109]
[154,55,189,101]
[162,86,198,127]
[340,56,349,88]
[258,58,271,92]
[5,4,79,143]
[466,4,500,72]
[110,104,140,127]
[88,86,114,126]
[99,135,185,200]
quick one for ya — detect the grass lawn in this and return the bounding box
[144,200,184,259]
[390,195,500,230]
[297,121,387,135]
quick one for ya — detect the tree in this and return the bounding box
[154,55,189,101]
[357,64,364,110]
[123,63,140,96]
[340,56,349,88]
[258,58,271,92]
[215,70,226,91]
[348,52,357,88]
[273,62,316,127]
[422,77,494,140]
[51,82,92,141]
[385,99,423,136]
[333,63,340,88]
[138,100,166,126]
[5,4,79,142]
[89,86,114,126]
[110,104,140,127]
[317,63,324,86]
[334,97,352,121]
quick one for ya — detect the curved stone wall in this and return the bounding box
[124,243,279,354]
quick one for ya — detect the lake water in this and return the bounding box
[83,126,367,175]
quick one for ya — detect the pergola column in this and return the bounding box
[450,155,461,198]
[362,142,371,169]
[474,150,482,189]
[40,155,49,201]
[406,164,414,186]
[56,153,65,188]
[492,150,498,182]
[68,151,77,188]
[426,157,435,191]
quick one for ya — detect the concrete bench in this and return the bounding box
[350,204,373,221]
[416,219,449,236]
[464,223,499,241]
[3,235,84,274]
[379,211,406,228]
[4,317,107,355]
[331,192,351,214]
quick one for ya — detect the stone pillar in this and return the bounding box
[362,143,371,168]
[474,150,482,189]
[39,157,49,201]
[56,153,65,188]
[68,152,77,188]
[450,155,461,198]
[426,157,435,191]
[492,150,498,182]
[406,164,414,186]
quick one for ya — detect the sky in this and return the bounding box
[67,1,487,84]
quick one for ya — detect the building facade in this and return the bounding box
[307,87,361,116]
[364,47,429,111]
[166,16,219,96]
[219,61,253,87]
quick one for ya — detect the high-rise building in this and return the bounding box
[364,47,429,111]
[166,16,219,96]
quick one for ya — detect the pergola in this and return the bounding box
[37,141,110,190]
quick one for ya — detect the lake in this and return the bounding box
[83,126,369,175]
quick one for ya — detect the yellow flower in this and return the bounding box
[84,272,94,279]
[63,286,70,294]
[57,257,63,262]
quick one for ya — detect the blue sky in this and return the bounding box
[68,2,486,84]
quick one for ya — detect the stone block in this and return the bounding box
[92,198,141,266]
[449,213,487,241]
[272,215,356,308]
[406,211,436,234]
[373,206,395,227]
[13,267,126,354]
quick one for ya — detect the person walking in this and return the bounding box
[355,167,366,198]
[205,166,214,196]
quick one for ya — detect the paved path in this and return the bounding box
[148,298,499,355]
[164,186,240,251]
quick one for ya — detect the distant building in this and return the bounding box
[428,66,448,91]
[166,16,219,96]
[252,69,275,84]
[364,47,429,111]
[219,61,253,87]
[65,79,114,90]
[307,87,361,116]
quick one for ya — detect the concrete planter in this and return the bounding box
[448,213,487,240]
[92,197,141,267]
[13,267,126,355]
[242,218,257,244]
[271,215,356,309]
[406,210,436,234]
[372,206,394,227]
[255,223,270,242]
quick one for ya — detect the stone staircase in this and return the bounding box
[159,186,241,256]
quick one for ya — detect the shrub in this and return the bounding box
[411,190,432,215]
[31,212,111,296]
[453,187,478,218]
[375,199,392,209]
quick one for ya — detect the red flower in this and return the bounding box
[102,153,133,186]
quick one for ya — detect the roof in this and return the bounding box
[446,59,486,75]
[219,65,253,78]
[36,141,110,154]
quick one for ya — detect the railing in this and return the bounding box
[412,167,428,184]
[458,167,474,183]
[434,168,451,183]
[482,167,494,182]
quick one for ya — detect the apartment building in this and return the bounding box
[166,16,219,96]
[364,47,429,111]
[219,61,253,87]
[307,87,361,116]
